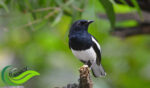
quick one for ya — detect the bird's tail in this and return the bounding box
[91,62,106,77]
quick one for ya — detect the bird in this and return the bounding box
[68,20,106,77]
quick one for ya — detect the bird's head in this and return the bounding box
[70,20,94,31]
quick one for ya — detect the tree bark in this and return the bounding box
[79,65,93,88]
[63,65,93,88]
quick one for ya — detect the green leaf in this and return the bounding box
[99,0,115,28]
[119,0,128,5]
[51,11,63,27]
[113,4,135,13]
[116,20,138,28]
[131,0,142,17]
[0,1,9,13]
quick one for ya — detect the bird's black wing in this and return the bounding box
[91,36,101,65]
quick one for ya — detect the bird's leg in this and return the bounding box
[87,60,92,68]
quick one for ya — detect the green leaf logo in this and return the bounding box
[1,65,40,86]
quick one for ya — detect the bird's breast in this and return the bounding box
[71,47,96,62]
[69,35,92,50]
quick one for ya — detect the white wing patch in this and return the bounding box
[71,47,96,62]
[91,37,101,52]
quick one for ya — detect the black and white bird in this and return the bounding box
[68,20,106,77]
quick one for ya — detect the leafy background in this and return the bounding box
[0,0,150,88]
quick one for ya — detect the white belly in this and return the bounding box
[71,47,96,62]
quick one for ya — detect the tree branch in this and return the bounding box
[114,0,150,12]
[98,11,150,23]
[79,65,93,88]
[111,23,150,38]
[63,65,93,88]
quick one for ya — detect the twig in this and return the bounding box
[19,8,60,29]
[32,7,59,12]
[72,5,83,12]
[44,9,60,19]
[20,19,42,28]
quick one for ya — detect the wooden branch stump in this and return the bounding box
[63,65,93,88]
[79,65,93,88]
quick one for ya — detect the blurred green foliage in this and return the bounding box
[0,0,150,88]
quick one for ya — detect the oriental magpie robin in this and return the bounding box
[68,20,106,77]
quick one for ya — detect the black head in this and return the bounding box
[70,20,94,31]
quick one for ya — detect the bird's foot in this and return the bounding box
[83,65,88,68]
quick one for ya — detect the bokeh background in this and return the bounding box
[0,0,150,88]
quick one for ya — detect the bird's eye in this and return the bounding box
[80,21,86,25]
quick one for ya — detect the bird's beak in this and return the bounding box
[87,20,94,24]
